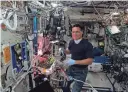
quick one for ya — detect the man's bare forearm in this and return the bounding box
[75,58,93,65]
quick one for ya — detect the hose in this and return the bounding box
[3,10,17,31]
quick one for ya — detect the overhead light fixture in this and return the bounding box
[51,3,58,7]
[125,8,128,14]
[112,12,119,16]
[126,8,128,12]
[108,26,120,34]
[50,40,59,44]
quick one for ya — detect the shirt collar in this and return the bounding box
[74,38,82,44]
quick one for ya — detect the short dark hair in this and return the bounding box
[72,24,83,31]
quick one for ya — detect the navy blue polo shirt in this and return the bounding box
[68,39,93,68]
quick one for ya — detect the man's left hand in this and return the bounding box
[66,59,76,66]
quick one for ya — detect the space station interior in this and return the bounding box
[0,1,128,92]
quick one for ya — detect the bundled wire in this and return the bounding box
[1,1,18,31]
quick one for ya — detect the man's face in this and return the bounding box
[72,27,83,40]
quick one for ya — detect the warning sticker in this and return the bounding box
[3,46,11,64]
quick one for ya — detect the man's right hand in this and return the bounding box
[59,48,66,61]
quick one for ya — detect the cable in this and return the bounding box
[8,86,12,92]
[5,65,10,81]
[73,78,95,89]
[106,73,116,92]
[91,1,103,21]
